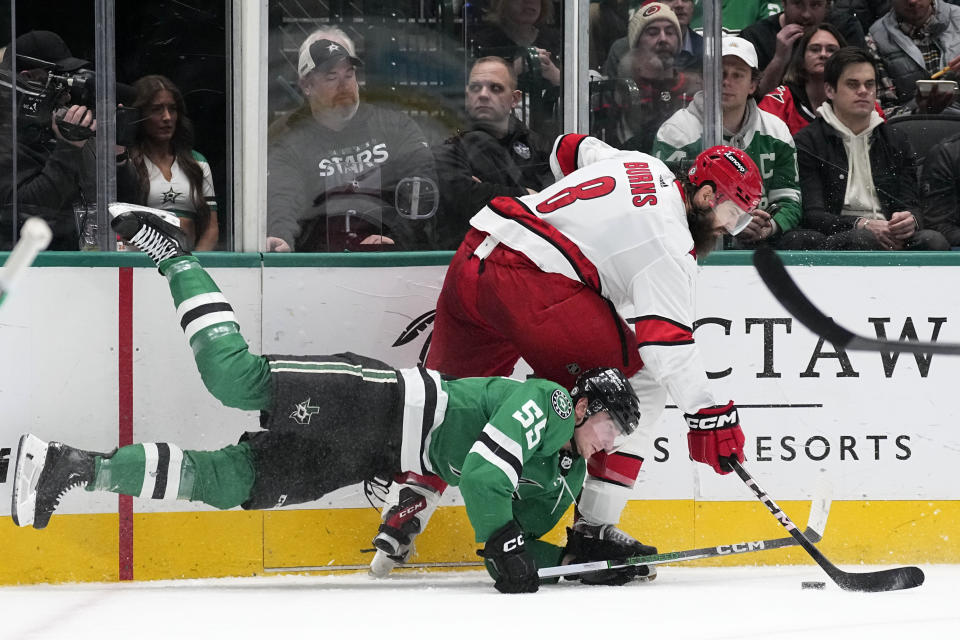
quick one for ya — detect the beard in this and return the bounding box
[687,201,719,257]
[329,92,359,117]
[654,46,676,66]
[313,90,360,128]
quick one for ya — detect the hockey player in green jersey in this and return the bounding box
[11,204,645,594]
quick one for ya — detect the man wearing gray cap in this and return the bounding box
[266,27,439,252]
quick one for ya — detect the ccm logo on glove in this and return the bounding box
[685,407,739,430]
[684,401,745,475]
[502,532,524,553]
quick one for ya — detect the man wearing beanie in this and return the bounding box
[599,2,702,153]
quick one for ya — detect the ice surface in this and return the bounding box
[2,565,958,639]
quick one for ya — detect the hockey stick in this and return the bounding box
[0,218,52,309]
[753,246,960,355]
[538,490,831,580]
[732,460,924,592]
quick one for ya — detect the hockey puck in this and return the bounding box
[801,581,826,590]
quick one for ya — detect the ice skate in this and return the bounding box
[11,434,99,529]
[369,483,441,577]
[109,202,192,268]
[565,519,658,584]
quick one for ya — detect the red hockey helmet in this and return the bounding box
[687,145,763,235]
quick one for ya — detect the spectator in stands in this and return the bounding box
[759,23,856,135]
[129,75,218,251]
[0,30,136,250]
[689,0,782,35]
[921,131,960,246]
[834,0,890,34]
[868,0,960,109]
[266,27,439,252]
[434,57,553,249]
[602,1,701,78]
[652,37,812,249]
[602,3,702,153]
[665,0,704,70]
[740,0,866,96]
[472,0,562,136]
[794,47,949,250]
[589,0,628,72]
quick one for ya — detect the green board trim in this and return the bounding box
[702,250,960,267]
[5,251,263,268]
[260,251,456,267]
[6,250,960,269]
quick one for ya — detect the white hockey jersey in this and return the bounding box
[469,134,719,416]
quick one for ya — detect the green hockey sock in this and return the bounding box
[89,442,256,510]
[163,256,272,411]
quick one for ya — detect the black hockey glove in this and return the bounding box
[563,523,657,586]
[477,521,539,594]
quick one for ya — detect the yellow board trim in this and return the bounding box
[2,500,957,584]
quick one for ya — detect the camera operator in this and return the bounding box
[0,30,135,250]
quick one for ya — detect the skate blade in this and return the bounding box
[107,203,182,228]
[11,434,48,527]
[368,549,402,578]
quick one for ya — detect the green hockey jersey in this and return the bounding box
[651,91,802,234]
[690,0,782,34]
[402,374,585,543]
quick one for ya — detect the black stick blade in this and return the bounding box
[752,247,855,348]
[754,247,960,356]
[833,566,925,592]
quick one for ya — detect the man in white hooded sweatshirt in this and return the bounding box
[793,46,948,250]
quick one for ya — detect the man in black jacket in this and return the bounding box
[794,47,948,250]
[0,31,134,250]
[740,0,866,96]
[921,132,960,246]
[433,57,553,249]
[266,27,439,252]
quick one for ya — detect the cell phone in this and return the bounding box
[116,106,141,147]
[916,80,958,95]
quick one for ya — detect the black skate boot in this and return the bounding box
[369,483,441,577]
[108,203,192,269]
[11,434,100,529]
[563,519,658,585]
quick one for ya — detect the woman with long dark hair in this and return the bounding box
[129,74,218,250]
[758,23,850,135]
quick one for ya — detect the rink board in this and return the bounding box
[1,251,960,584]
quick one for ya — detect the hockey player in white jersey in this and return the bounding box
[370,134,763,582]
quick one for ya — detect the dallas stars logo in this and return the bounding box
[551,389,572,419]
[290,397,320,424]
[327,43,341,53]
[161,187,183,205]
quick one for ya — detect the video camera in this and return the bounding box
[0,61,139,146]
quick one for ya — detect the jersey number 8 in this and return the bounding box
[536,176,616,214]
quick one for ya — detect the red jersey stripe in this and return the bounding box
[633,315,694,346]
[587,450,645,486]
[555,134,588,176]
[487,196,603,292]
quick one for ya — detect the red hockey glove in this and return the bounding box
[685,401,745,475]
